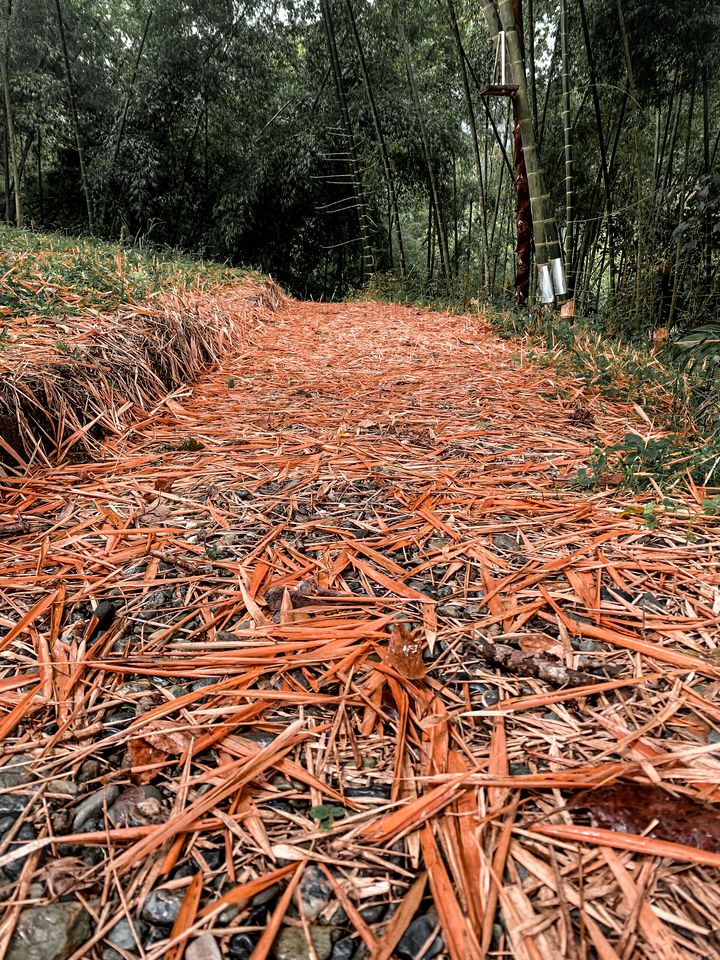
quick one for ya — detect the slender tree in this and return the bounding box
[319,0,374,278]
[445,0,490,294]
[54,0,94,232]
[0,0,22,227]
[100,10,152,228]
[559,0,573,295]
[395,3,451,286]
[342,0,405,277]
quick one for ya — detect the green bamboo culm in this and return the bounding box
[482,0,566,303]
[560,0,574,296]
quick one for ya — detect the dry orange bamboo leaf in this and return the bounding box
[529,822,720,867]
[165,871,203,960]
[248,861,305,960]
[600,848,686,960]
[421,825,482,960]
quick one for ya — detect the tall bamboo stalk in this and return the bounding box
[446,0,490,294]
[0,0,21,227]
[54,0,94,232]
[100,10,152,228]
[395,4,451,286]
[577,0,614,298]
[559,0,573,295]
[511,0,532,307]
[319,0,374,278]
[343,0,405,278]
[483,0,565,303]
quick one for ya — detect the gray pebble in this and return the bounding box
[72,785,120,832]
[0,755,34,789]
[272,927,333,960]
[331,938,356,960]
[3,823,37,879]
[107,917,147,952]
[296,863,333,921]
[186,934,222,960]
[396,915,444,960]
[7,902,90,960]
[49,780,78,797]
[0,793,28,817]
[142,888,184,926]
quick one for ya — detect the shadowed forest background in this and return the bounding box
[1,0,718,324]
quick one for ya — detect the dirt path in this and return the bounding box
[2,298,720,959]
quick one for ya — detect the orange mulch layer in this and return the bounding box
[1,297,720,959]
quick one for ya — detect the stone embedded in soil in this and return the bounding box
[0,755,34,789]
[108,785,165,828]
[141,887,184,926]
[3,823,37,879]
[228,934,256,960]
[107,917,147,952]
[272,926,333,960]
[330,938,356,960]
[296,863,333,920]
[396,915,444,960]
[72,784,120,832]
[186,933,222,960]
[0,793,28,817]
[7,902,90,960]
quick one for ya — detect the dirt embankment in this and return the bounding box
[0,278,286,466]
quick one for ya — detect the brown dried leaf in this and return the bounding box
[387,622,426,680]
[264,576,348,611]
[108,786,166,827]
[43,856,89,896]
[569,783,720,853]
[129,720,193,782]
[517,633,563,656]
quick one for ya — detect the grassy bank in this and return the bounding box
[0,228,283,465]
[0,226,244,319]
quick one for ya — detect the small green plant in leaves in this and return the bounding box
[702,495,720,516]
[308,804,346,831]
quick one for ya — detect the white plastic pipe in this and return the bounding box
[538,263,554,304]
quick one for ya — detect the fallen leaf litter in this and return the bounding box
[1,289,720,958]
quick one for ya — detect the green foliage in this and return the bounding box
[308,804,346,830]
[702,495,720,516]
[0,226,240,317]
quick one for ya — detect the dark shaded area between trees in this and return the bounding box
[0,0,717,330]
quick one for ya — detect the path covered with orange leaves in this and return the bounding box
[2,296,720,959]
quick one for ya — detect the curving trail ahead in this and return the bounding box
[2,296,719,959]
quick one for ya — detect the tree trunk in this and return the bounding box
[0,0,22,227]
[54,0,94,232]
[395,4,451,287]
[559,0,573,296]
[577,0,614,297]
[100,10,152,228]
[343,0,405,278]
[37,126,43,222]
[446,0,490,294]
[320,0,374,280]
[511,0,531,307]
[1,122,9,223]
[483,0,566,303]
